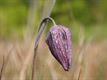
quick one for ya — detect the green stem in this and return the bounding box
[32,17,56,80]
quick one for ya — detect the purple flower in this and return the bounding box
[46,25,72,71]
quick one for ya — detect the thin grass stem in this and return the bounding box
[32,17,56,80]
[0,56,4,80]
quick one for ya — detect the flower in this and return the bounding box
[46,25,72,71]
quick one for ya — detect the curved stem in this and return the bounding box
[32,17,56,80]
[38,17,56,34]
[47,17,56,26]
[35,17,56,48]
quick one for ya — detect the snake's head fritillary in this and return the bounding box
[46,25,72,71]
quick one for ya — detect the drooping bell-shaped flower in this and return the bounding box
[46,25,72,71]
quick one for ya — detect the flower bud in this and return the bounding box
[46,25,72,71]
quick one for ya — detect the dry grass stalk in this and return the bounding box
[73,44,85,80]
[72,26,85,80]
[46,54,58,80]
[19,42,33,80]
[73,25,95,80]
[24,0,39,42]
[0,56,4,80]
[32,17,49,80]
[0,46,13,80]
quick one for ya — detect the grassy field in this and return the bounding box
[0,33,107,80]
[0,0,107,80]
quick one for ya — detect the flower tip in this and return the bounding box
[63,67,69,71]
[62,63,70,71]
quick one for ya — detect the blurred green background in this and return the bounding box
[0,0,107,41]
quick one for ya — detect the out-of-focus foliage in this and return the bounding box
[52,0,107,26]
[0,0,107,40]
[51,0,107,42]
[0,0,29,39]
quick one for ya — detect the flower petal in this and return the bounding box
[46,25,72,71]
